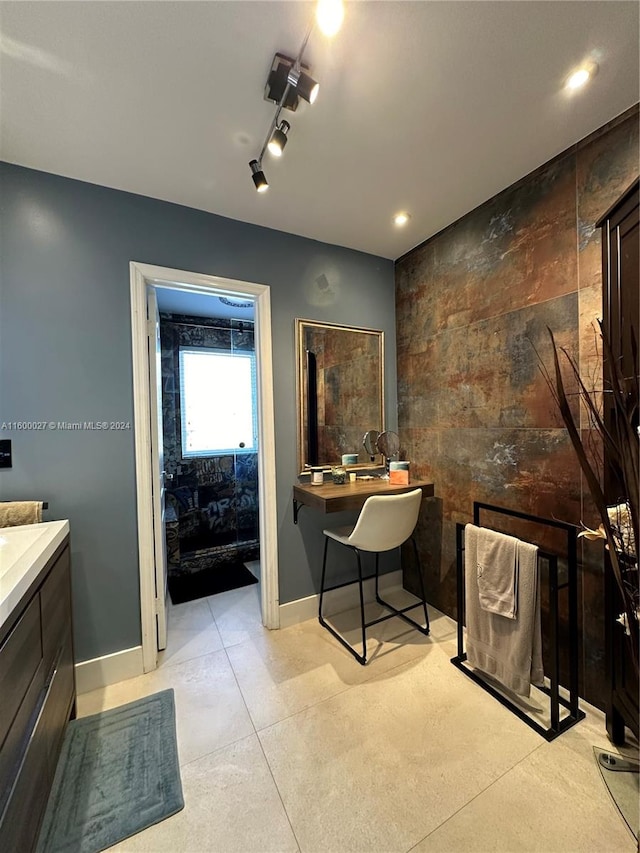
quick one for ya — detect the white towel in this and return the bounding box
[477,527,519,619]
[465,523,544,698]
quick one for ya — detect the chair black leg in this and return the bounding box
[375,538,430,636]
[318,538,367,665]
[412,536,430,633]
[318,537,429,664]
[374,552,380,599]
[319,536,329,620]
[355,549,367,664]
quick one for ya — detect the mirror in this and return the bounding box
[296,319,385,473]
[376,430,400,460]
[376,430,400,479]
[362,429,380,461]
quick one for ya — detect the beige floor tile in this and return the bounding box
[168,597,217,630]
[77,650,255,766]
[258,649,542,853]
[107,734,299,853]
[160,623,225,668]
[557,696,639,761]
[207,583,265,648]
[414,733,636,853]
[74,590,633,853]
[327,599,433,665]
[158,597,224,667]
[226,603,437,731]
[424,607,458,643]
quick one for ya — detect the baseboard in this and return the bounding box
[75,645,144,695]
[279,569,404,629]
[76,572,405,688]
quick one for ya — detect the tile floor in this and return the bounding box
[77,584,638,853]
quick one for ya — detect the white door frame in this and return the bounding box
[130,262,279,674]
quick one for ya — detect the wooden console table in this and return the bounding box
[293,478,434,524]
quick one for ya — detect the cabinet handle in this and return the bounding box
[44,645,63,688]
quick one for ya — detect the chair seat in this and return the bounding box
[323,524,355,545]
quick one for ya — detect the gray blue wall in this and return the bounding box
[0,162,396,662]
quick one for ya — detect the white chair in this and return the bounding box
[319,488,430,664]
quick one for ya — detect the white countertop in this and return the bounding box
[0,520,70,633]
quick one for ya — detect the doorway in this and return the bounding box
[130,262,279,674]
[158,304,260,605]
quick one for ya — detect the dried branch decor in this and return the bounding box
[540,323,638,676]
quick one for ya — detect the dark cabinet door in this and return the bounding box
[598,179,639,744]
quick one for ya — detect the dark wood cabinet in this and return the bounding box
[0,537,75,852]
[597,179,639,745]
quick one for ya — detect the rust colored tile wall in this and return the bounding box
[396,107,639,709]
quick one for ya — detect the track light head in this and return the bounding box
[267,120,290,157]
[287,66,319,105]
[249,159,269,193]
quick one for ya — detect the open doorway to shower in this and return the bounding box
[157,295,261,605]
[130,262,279,675]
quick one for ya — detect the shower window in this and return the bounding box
[179,347,257,457]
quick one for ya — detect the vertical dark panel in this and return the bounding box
[306,350,318,466]
[599,181,639,741]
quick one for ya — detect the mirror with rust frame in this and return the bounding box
[295,319,385,473]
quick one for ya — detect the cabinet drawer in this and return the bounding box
[0,696,52,853]
[0,637,75,853]
[40,546,72,677]
[43,635,74,776]
[0,659,45,818]
[0,597,43,749]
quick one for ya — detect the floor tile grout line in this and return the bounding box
[404,740,546,852]
[222,635,259,737]
[169,600,465,755]
[204,594,218,625]
[254,729,304,853]
[222,627,457,735]
[247,646,446,736]
[173,727,300,851]
[177,730,258,771]
[158,641,228,673]
[219,634,303,851]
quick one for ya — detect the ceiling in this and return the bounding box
[1,2,638,260]
[155,287,255,321]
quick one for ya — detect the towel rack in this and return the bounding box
[452,501,585,741]
[0,501,48,509]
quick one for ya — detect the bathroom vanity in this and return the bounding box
[0,520,74,852]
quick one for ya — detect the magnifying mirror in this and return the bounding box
[376,430,400,478]
[362,429,380,462]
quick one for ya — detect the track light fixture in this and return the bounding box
[286,66,319,105]
[268,120,290,157]
[249,1,343,192]
[249,159,268,193]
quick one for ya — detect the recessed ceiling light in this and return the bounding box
[393,212,410,227]
[316,0,344,37]
[566,62,598,91]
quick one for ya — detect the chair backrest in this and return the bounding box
[346,489,423,553]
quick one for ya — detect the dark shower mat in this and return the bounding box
[168,561,257,605]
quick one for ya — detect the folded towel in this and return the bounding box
[477,527,519,619]
[0,501,43,527]
[465,523,543,698]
